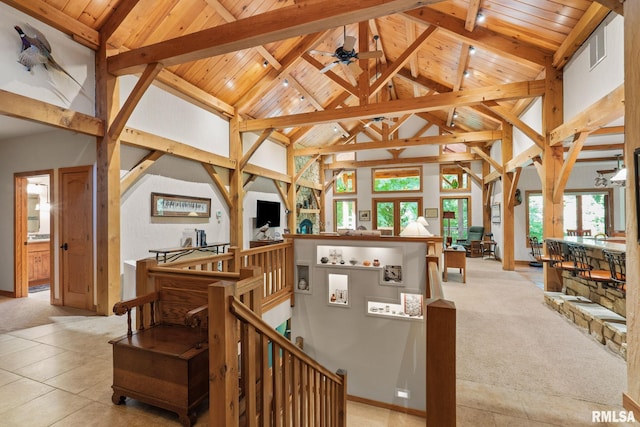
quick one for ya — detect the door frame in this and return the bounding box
[13,170,54,300]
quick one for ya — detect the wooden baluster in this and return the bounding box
[336,369,347,427]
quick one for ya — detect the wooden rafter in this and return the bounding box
[273,181,290,211]
[484,169,501,184]
[297,178,323,191]
[108,62,163,140]
[553,132,588,203]
[550,84,624,145]
[295,130,501,156]
[240,129,274,169]
[593,0,624,15]
[447,42,471,126]
[505,145,542,173]
[100,0,141,42]
[553,3,611,69]
[108,0,435,75]
[241,80,545,131]
[465,0,482,32]
[326,152,480,170]
[202,164,232,208]
[324,169,344,192]
[120,150,164,196]
[403,8,549,66]
[244,164,292,184]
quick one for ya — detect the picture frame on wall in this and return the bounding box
[358,210,371,221]
[151,193,211,218]
[491,203,501,224]
[424,208,438,218]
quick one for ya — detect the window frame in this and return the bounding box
[440,163,470,192]
[333,198,358,231]
[372,197,423,236]
[333,170,357,195]
[371,166,422,194]
[440,196,471,241]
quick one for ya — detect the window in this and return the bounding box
[440,197,470,242]
[334,199,357,231]
[372,167,421,193]
[526,190,612,244]
[440,164,470,191]
[589,23,606,69]
[333,170,356,194]
[373,198,422,236]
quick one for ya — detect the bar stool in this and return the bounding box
[566,230,578,236]
[551,243,590,276]
[528,236,556,267]
[546,240,567,267]
[603,250,626,294]
[571,245,612,285]
[581,230,592,236]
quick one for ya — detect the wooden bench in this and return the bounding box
[109,285,209,426]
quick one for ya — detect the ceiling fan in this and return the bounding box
[309,27,383,76]
[363,117,395,128]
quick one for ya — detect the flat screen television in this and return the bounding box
[256,200,281,227]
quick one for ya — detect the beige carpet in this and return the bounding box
[445,257,626,407]
[0,291,96,333]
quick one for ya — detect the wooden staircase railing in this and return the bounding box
[209,280,347,427]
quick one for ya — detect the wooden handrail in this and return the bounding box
[230,296,343,384]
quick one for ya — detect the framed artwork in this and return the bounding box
[403,293,423,317]
[358,210,371,221]
[151,193,211,218]
[491,203,501,224]
[424,208,438,218]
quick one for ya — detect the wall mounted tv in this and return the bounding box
[256,200,281,227]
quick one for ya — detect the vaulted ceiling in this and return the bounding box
[5,0,624,159]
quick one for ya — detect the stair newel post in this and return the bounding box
[336,368,347,427]
[209,281,240,427]
[228,246,240,273]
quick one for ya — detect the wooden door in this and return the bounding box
[59,166,94,310]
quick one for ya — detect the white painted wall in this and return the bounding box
[0,2,95,115]
[0,130,95,294]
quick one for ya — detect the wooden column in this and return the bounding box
[229,111,244,248]
[501,123,515,270]
[287,144,296,232]
[623,0,640,413]
[542,56,565,292]
[95,42,121,315]
[319,156,326,232]
[482,148,492,235]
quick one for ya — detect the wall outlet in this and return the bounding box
[395,388,410,399]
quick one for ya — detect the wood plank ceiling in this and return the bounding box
[15,0,620,155]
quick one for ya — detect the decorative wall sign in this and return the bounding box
[491,203,501,224]
[358,210,371,221]
[424,208,438,218]
[151,193,211,217]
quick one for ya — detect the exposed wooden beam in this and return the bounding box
[591,125,624,136]
[507,167,522,208]
[119,127,236,170]
[471,146,503,174]
[120,150,163,196]
[99,0,141,43]
[325,152,481,169]
[4,0,99,49]
[550,84,624,145]
[323,169,344,192]
[241,80,545,131]
[483,101,544,149]
[202,164,232,208]
[448,42,471,126]
[240,129,274,169]
[108,0,434,75]
[465,0,482,32]
[244,164,292,184]
[455,161,483,186]
[593,0,624,15]
[296,178,323,190]
[553,2,611,69]
[484,169,501,183]
[302,53,360,96]
[395,68,453,93]
[108,63,163,141]
[505,145,543,172]
[403,8,549,66]
[155,69,235,118]
[553,132,588,203]
[0,89,103,136]
[273,181,290,211]
[295,130,501,156]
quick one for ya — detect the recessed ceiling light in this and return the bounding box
[263,60,268,67]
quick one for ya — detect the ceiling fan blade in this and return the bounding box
[357,50,383,59]
[343,35,356,52]
[347,60,363,76]
[309,49,336,57]
[320,61,339,74]
[382,118,396,126]
[363,121,373,128]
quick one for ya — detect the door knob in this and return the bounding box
[60,243,68,250]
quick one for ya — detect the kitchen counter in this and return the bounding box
[546,236,625,253]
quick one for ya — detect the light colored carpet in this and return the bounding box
[0,291,95,333]
[445,258,626,407]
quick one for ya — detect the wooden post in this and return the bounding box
[623,0,640,413]
[135,257,157,328]
[426,298,456,427]
[542,55,565,291]
[501,122,515,270]
[336,369,348,427]
[229,110,244,249]
[208,281,239,427]
[228,246,240,273]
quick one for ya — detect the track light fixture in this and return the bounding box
[469,46,476,55]
[476,12,485,23]
[263,60,268,67]
[283,79,289,87]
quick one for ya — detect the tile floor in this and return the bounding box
[0,264,634,426]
